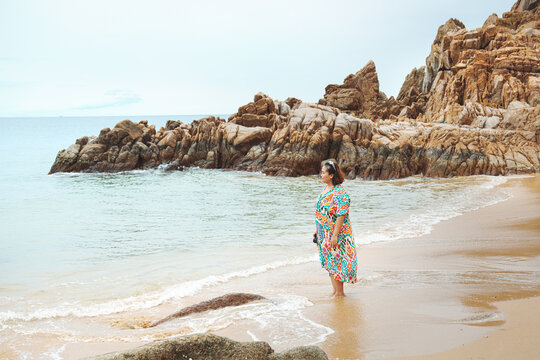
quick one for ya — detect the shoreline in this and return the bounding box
[212,175,540,359]
[386,174,540,360]
[394,295,540,360]
[13,175,540,360]
[340,174,540,359]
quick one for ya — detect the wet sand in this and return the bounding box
[60,175,540,359]
[387,175,540,360]
[215,175,540,359]
[395,296,540,360]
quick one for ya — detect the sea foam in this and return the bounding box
[355,176,511,244]
[0,255,317,322]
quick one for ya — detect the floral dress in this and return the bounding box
[315,185,357,283]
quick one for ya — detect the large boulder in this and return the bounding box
[84,333,328,360]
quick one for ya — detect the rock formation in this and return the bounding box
[512,0,539,12]
[416,9,539,125]
[50,1,539,180]
[148,293,266,328]
[319,60,401,120]
[85,333,328,360]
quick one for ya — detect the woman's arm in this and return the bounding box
[330,215,345,248]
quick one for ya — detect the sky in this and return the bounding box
[0,0,516,117]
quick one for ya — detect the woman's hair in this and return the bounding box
[323,160,345,185]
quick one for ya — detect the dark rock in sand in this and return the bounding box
[148,293,266,328]
[85,333,328,360]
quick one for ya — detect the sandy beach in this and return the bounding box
[388,175,540,360]
[330,175,539,359]
[210,175,540,360]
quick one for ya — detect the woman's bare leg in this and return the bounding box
[334,279,345,297]
[329,274,337,296]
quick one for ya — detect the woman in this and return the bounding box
[314,160,357,297]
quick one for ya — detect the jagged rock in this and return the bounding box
[262,103,338,177]
[113,119,143,141]
[285,97,302,110]
[422,19,465,94]
[274,100,291,116]
[85,333,328,360]
[483,13,499,28]
[410,2,540,125]
[512,0,538,12]
[229,92,278,128]
[396,66,429,119]
[397,66,426,105]
[320,61,400,120]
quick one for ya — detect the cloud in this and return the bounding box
[72,90,142,111]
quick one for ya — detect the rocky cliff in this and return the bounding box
[50,1,539,180]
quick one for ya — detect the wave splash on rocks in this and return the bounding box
[50,1,539,180]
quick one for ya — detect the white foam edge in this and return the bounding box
[0,255,318,322]
[356,175,513,245]
[44,344,66,360]
[156,294,334,346]
[7,294,334,349]
[246,330,260,341]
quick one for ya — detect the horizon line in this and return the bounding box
[0,113,233,119]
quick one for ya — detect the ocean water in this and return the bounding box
[0,115,514,359]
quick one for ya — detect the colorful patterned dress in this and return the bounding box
[315,185,357,283]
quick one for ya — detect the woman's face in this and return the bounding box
[320,166,334,185]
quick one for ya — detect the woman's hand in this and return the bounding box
[330,215,345,249]
[330,234,338,249]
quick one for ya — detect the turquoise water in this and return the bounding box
[0,116,513,358]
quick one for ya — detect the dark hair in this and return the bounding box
[323,160,345,185]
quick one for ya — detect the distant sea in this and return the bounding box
[0,115,513,359]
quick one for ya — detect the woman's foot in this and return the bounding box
[332,279,345,297]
